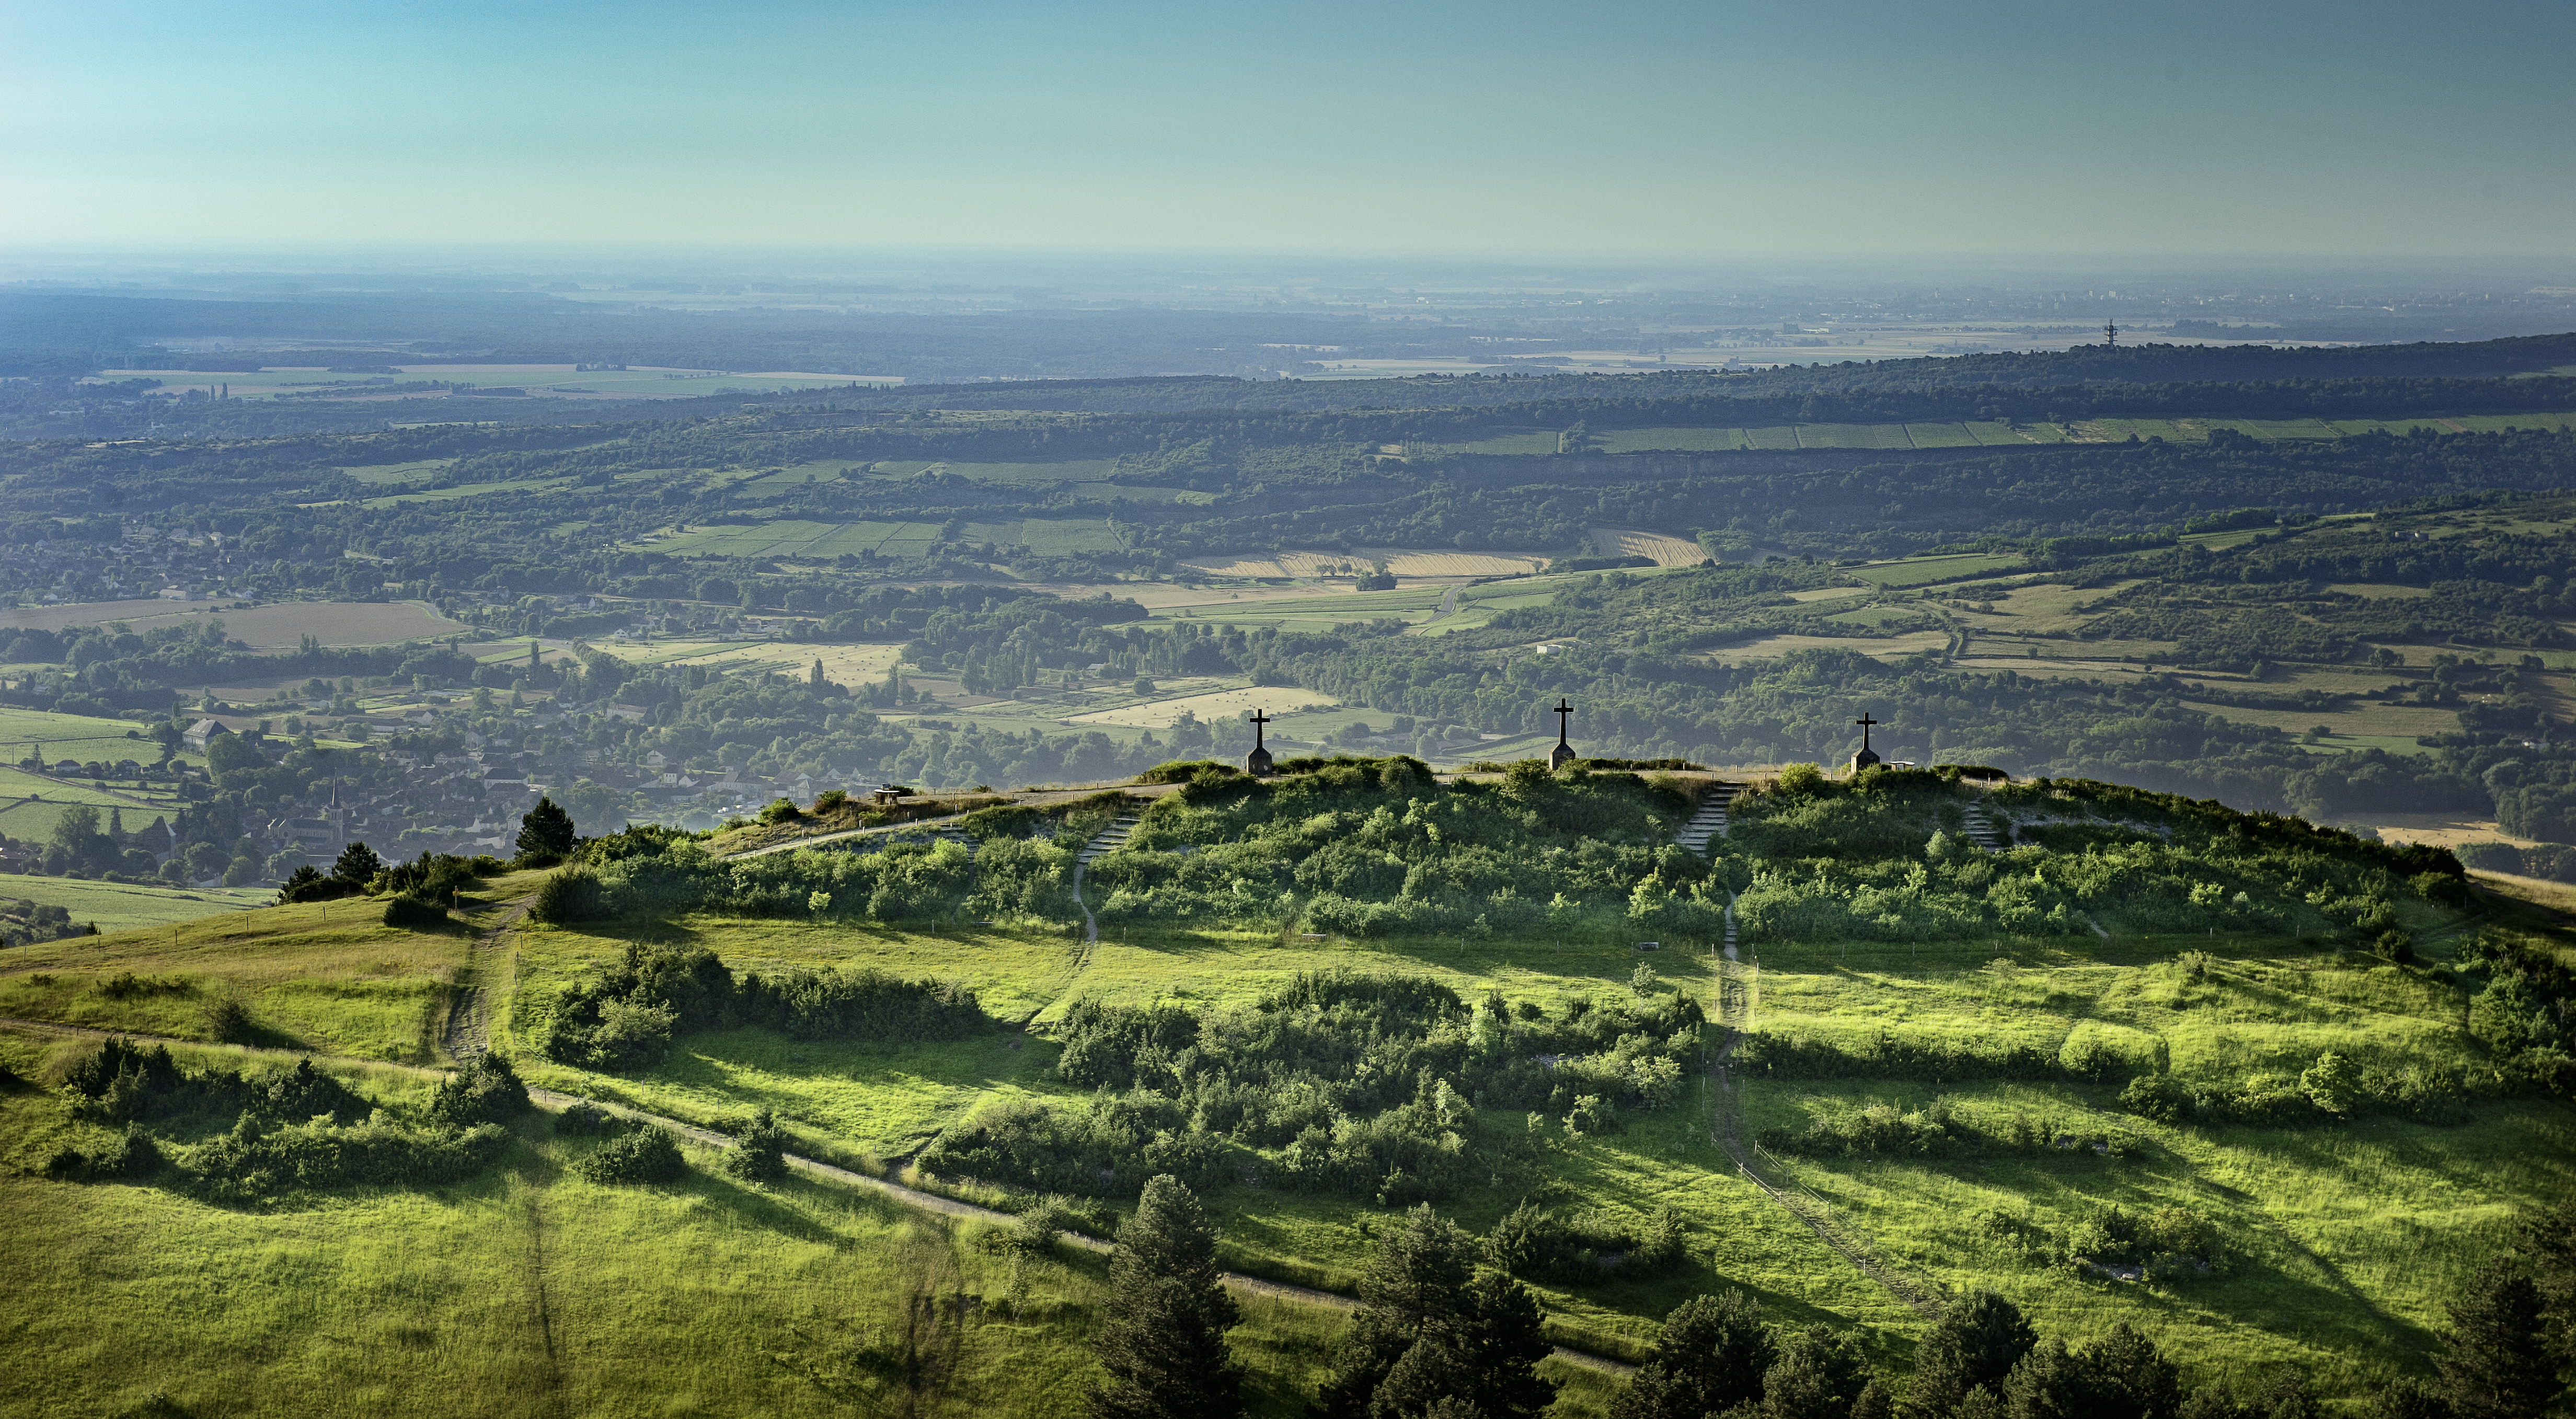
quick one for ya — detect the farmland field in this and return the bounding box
[1587,528,1707,566]
[1847,553,2028,587]
[0,598,464,649]
[1063,685,1339,730]
[1703,631,1950,663]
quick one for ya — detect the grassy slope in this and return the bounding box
[3,837,2569,1406]
[0,1028,1613,1419]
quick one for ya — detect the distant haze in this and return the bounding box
[4,0,2572,259]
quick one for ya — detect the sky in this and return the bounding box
[4,0,2571,259]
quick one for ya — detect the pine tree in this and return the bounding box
[2439,1262,2561,1419]
[809,657,825,689]
[1908,1291,2036,1418]
[1087,1174,1245,1419]
[1610,1290,1777,1419]
[331,840,385,885]
[1758,1323,1874,1419]
[1317,1206,1556,1419]
[516,797,577,863]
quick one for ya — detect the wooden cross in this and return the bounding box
[1248,708,1271,750]
[1552,698,1574,745]
[1854,712,1878,752]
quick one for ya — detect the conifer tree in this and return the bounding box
[517,796,577,863]
[1087,1174,1245,1419]
[1318,1205,1556,1419]
[1611,1290,1777,1419]
[2438,1262,2561,1419]
[1907,1290,2035,1418]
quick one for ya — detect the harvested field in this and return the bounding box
[1065,686,1339,730]
[1586,528,1706,566]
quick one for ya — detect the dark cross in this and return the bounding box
[1248,708,1271,751]
[1553,698,1574,747]
[1854,712,1879,754]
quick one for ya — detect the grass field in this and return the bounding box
[1847,554,2028,589]
[0,877,272,932]
[0,881,542,1062]
[0,599,464,651]
[1704,632,1951,664]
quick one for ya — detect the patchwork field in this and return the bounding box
[1847,553,2029,588]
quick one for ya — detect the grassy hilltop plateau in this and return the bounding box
[1,314,2574,1416]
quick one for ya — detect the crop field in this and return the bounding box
[1064,685,1339,730]
[0,706,160,756]
[1148,586,1446,632]
[1176,550,1549,580]
[1795,422,1917,449]
[610,641,904,691]
[82,365,886,401]
[1596,428,1749,453]
[337,459,459,484]
[651,518,940,559]
[0,598,464,650]
[0,770,180,842]
[1846,553,2028,587]
[1586,528,1707,566]
[1703,631,1951,664]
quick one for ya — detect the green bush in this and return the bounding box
[428,1055,532,1129]
[530,866,609,924]
[382,894,446,929]
[572,1125,686,1184]
[186,1115,511,1204]
[717,1108,789,1183]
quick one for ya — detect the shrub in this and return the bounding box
[205,998,255,1044]
[530,867,608,924]
[187,1115,511,1203]
[573,1125,687,1184]
[429,1055,532,1129]
[275,864,358,905]
[718,1108,789,1183]
[44,1124,165,1183]
[759,798,802,824]
[383,894,447,929]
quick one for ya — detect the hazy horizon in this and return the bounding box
[7,0,2571,260]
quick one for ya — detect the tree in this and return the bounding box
[1611,1290,1777,1419]
[1087,1174,1245,1419]
[718,1107,789,1183]
[2438,1262,2560,1419]
[1910,1291,2036,1418]
[1761,1323,1875,1419]
[517,797,578,864]
[332,840,385,885]
[1318,1205,1557,1419]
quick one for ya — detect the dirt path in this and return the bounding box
[442,895,534,1064]
[1706,961,1941,1319]
[532,1085,1629,1374]
[0,1012,1633,1376]
[720,782,1184,861]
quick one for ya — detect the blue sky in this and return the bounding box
[4,0,2569,257]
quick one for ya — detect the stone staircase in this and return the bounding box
[1961,799,2005,851]
[1676,782,1740,855]
[1077,813,1140,866]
